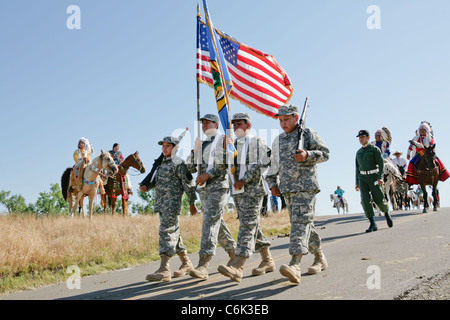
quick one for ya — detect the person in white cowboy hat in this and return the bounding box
[391,150,407,177]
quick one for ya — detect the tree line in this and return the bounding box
[0,184,196,215]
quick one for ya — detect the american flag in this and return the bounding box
[196,18,294,119]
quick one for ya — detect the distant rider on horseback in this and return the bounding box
[405,122,449,185]
[334,186,345,207]
[108,143,133,196]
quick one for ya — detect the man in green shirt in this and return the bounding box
[355,130,393,232]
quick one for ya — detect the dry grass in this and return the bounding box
[0,210,290,294]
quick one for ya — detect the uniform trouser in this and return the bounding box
[158,210,186,257]
[198,188,236,256]
[283,191,321,255]
[359,173,389,219]
[233,193,271,258]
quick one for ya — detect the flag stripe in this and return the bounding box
[197,20,293,118]
[230,61,289,102]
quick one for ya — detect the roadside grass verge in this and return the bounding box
[0,210,290,295]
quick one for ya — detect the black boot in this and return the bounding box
[366,217,378,233]
[384,212,393,228]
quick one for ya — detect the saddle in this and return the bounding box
[70,161,87,193]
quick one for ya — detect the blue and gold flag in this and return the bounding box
[201,0,237,177]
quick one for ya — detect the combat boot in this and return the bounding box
[384,212,393,228]
[189,254,212,280]
[146,254,171,282]
[226,251,235,267]
[218,256,247,283]
[173,250,194,278]
[252,247,275,276]
[279,254,303,284]
[366,217,378,233]
[308,249,328,274]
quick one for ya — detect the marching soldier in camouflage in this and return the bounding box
[143,136,198,282]
[217,113,274,283]
[186,114,236,280]
[355,129,393,232]
[266,104,329,284]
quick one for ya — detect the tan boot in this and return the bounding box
[252,247,275,276]
[279,254,303,284]
[146,254,171,282]
[226,251,235,267]
[308,249,328,275]
[218,256,247,283]
[189,254,212,280]
[173,250,194,278]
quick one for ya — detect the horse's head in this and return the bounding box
[423,144,437,169]
[100,150,119,174]
[126,151,146,174]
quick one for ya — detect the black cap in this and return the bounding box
[356,129,370,137]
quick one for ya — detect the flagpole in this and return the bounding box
[202,0,236,184]
[196,3,202,173]
[202,3,233,136]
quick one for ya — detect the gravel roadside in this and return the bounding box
[395,270,450,300]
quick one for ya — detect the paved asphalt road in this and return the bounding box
[2,208,449,301]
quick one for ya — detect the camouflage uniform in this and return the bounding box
[186,122,236,257]
[145,136,197,282]
[266,111,329,256]
[231,132,272,258]
[154,154,197,257]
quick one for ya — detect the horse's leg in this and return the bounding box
[88,194,94,220]
[421,183,428,213]
[432,182,438,211]
[123,198,128,217]
[101,194,107,214]
[79,195,85,218]
[111,197,116,215]
[69,190,75,217]
[74,192,83,218]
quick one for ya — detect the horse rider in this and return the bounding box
[405,122,449,185]
[391,151,407,177]
[355,129,393,232]
[217,112,274,283]
[371,128,391,158]
[71,137,95,194]
[334,186,345,207]
[108,143,133,195]
[266,104,330,284]
[144,136,198,282]
[73,137,93,165]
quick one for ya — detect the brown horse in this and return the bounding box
[415,144,440,213]
[101,152,145,216]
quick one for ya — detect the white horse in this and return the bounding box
[409,190,420,210]
[69,151,118,219]
[330,194,349,214]
[383,159,403,211]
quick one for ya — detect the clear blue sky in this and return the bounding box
[1,0,449,215]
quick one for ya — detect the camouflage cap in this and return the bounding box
[274,104,299,117]
[200,114,219,123]
[231,112,252,123]
[158,136,179,146]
